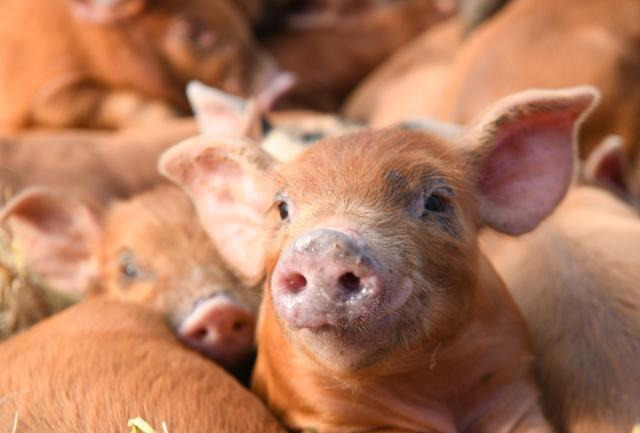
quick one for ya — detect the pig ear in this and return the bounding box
[159,136,276,284]
[70,0,147,23]
[187,81,262,141]
[466,86,600,235]
[0,188,102,295]
[583,135,629,193]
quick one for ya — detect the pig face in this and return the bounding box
[262,129,478,369]
[0,185,260,372]
[75,0,278,100]
[161,86,598,372]
[99,187,260,370]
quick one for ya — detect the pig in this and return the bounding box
[0,298,285,433]
[0,185,260,374]
[436,0,640,198]
[263,0,454,110]
[160,86,599,432]
[345,0,640,187]
[434,0,640,159]
[0,0,282,130]
[478,185,640,433]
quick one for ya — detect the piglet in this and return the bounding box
[0,185,259,374]
[0,0,281,129]
[161,86,598,432]
[0,298,284,432]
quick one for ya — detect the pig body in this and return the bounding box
[346,0,640,179]
[0,298,285,433]
[437,0,640,159]
[480,186,640,433]
[0,119,198,206]
[161,87,600,432]
[0,0,275,130]
[265,0,453,110]
[343,16,463,126]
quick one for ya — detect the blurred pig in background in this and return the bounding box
[260,0,455,110]
[0,0,281,130]
[0,185,261,376]
[345,0,640,202]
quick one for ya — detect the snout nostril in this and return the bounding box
[339,272,361,292]
[191,328,208,341]
[284,273,307,293]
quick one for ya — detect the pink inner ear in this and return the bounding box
[477,113,574,235]
[3,194,101,295]
[187,156,269,284]
[593,151,626,191]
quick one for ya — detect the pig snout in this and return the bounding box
[178,295,255,369]
[271,229,385,329]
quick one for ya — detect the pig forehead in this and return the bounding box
[279,128,466,197]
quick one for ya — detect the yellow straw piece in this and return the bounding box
[128,417,157,433]
[10,412,19,433]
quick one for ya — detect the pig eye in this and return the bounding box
[278,201,289,220]
[118,249,140,282]
[424,194,446,213]
[300,131,324,143]
[417,186,452,218]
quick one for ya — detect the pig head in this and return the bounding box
[161,86,598,432]
[0,185,260,372]
[0,0,280,130]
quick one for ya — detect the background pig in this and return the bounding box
[0,185,260,374]
[0,0,280,130]
[345,0,640,195]
[0,119,199,207]
[161,87,599,432]
[479,185,640,433]
[262,0,454,110]
[0,299,285,433]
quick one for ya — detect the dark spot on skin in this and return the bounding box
[480,371,494,385]
[385,170,412,207]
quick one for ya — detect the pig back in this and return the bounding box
[0,299,285,433]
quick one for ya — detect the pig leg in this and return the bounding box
[30,80,180,129]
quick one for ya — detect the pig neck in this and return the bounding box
[253,254,545,433]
